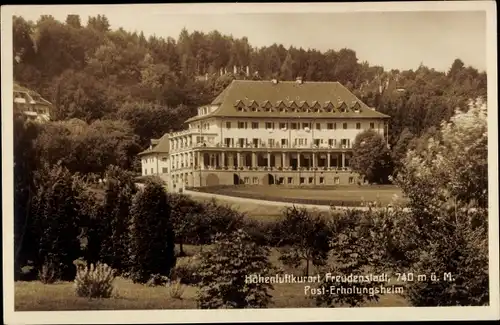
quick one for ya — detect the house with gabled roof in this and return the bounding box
[140,78,390,189]
[13,83,53,122]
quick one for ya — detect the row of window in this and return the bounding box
[144,167,169,175]
[143,157,169,164]
[229,121,375,130]
[224,137,351,147]
[241,176,356,185]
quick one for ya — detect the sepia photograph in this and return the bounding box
[2,2,498,324]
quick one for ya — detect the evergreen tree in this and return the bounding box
[31,164,83,281]
[129,179,176,283]
[99,166,136,274]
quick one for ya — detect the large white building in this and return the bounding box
[139,79,390,191]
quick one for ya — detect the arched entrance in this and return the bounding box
[205,173,219,186]
[268,174,275,185]
[233,173,241,185]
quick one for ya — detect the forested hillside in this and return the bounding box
[13,14,487,174]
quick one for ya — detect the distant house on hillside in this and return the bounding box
[13,83,52,122]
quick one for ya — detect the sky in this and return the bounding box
[14,5,487,72]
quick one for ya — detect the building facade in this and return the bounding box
[140,79,390,190]
[13,83,52,122]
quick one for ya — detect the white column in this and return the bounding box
[252,152,256,168]
[237,152,241,167]
[282,152,286,168]
[312,153,316,168]
[297,153,301,168]
[221,152,225,167]
[327,153,331,168]
[267,152,271,168]
[342,153,346,168]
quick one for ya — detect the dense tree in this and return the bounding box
[65,14,82,29]
[350,130,393,184]
[196,230,274,309]
[99,166,137,274]
[391,127,415,174]
[167,193,204,256]
[280,52,295,80]
[31,164,84,281]
[276,207,331,276]
[13,114,41,278]
[392,98,489,306]
[315,209,385,307]
[129,179,176,283]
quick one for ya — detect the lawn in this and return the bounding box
[15,245,409,311]
[190,184,405,210]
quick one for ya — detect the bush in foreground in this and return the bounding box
[196,230,274,309]
[74,262,116,298]
[170,256,202,285]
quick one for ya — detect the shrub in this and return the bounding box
[170,256,202,285]
[38,259,58,284]
[146,274,170,287]
[168,280,185,299]
[196,229,274,309]
[129,179,176,283]
[74,262,115,298]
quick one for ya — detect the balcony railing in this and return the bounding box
[170,140,353,152]
[192,142,352,150]
[187,165,351,172]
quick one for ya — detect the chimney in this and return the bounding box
[296,76,303,84]
[246,66,250,77]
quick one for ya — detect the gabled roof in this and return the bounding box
[185,80,390,122]
[138,133,170,156]
[14,83,53,106]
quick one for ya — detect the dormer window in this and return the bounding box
[352,102,361,112]
[288,101,300,112]
[234,100,245,112]
[276,101,287,112]
[249,100,259,112]
[262,100,273,112]
[324,101,334,112]
[339,102,348,113]
[311,101,321,112]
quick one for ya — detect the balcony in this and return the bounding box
[192,141,352,150]
[192,165,351,172]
